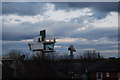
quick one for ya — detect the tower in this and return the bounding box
[68,45,76,60]
[28,30,56,60]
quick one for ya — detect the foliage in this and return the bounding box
[82,50,103,59]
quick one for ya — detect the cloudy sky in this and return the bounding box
[2,2,119,58]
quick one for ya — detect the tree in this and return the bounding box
[83,50,102,59]
[5,49,22,60]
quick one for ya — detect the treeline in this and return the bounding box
[2,49,107,79]
[80,50,103,59]
[3,49,103,61]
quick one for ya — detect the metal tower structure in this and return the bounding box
[68,45,76,60]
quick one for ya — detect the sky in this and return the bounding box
[2,2,119,58]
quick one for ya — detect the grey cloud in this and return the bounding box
[54,2,118,12]
[54,2,118,19]
[71,28,118,41]
[2,2,118,58]
[2,2,46,15]
[2,17,118,41]
[2,2,118,19]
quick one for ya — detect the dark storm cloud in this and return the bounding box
[2,25,118,42]
[2,2,45,15]
[2,22,40,41]
[2,32,37,41]
[53,2,118,19]
[53,2,118,12]
[3,2,118,17]
[71,28,118,40]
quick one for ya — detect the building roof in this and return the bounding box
[88,59,120,72]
